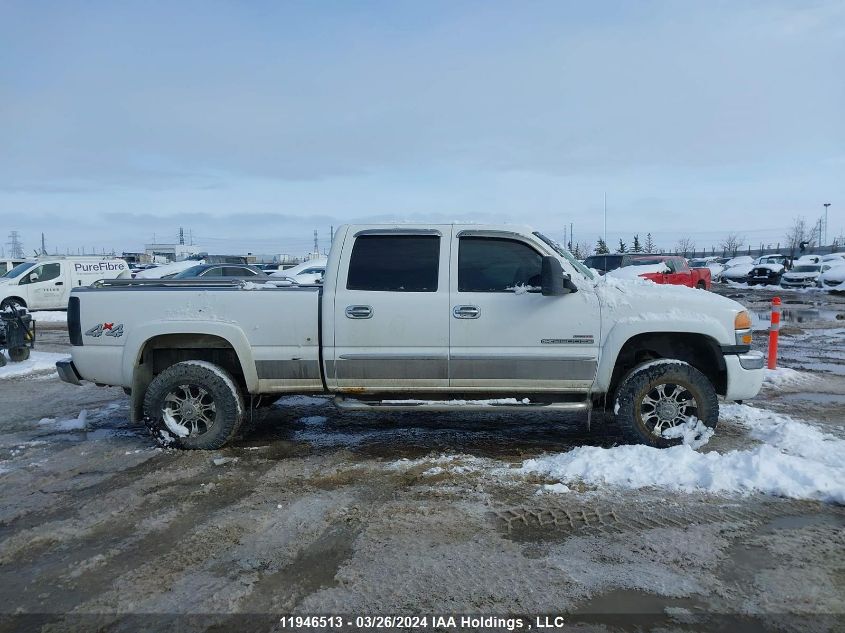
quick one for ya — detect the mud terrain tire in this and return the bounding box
[614,360,718,448]
[8,347,30,362]
[144,361,244,450]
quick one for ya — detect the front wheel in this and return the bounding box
[1,298,26,312]
[143,361,244,450]
[613,360,718,448]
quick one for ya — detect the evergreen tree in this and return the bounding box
[632,234,642,252]
[617,239,628,253]
[644,232,656,252]
[595,237,610,254]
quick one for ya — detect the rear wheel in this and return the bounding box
[143,361,244,450]
[613,360,718,448]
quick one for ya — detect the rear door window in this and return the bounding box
[347,235,440,292]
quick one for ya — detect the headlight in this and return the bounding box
[735,311,752,345]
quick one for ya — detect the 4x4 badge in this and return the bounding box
[85,322,124,338]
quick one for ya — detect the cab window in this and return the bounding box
[20,263,60,285]
[459,237,542,292]
[223,267,255,276]
[347,235,440,292]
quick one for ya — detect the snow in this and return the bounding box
[29,311,67,323]
[162,410,189,437]
[506,284,541,294]
[661,417,714,449]
[0,351,68,379]
[763,367,818,388]
[520,404,845,503]
[606,263,669,280]
[38,410,88,431]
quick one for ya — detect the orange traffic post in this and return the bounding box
[768,296,781,370]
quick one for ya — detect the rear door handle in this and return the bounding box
[345,305,373,319]
[453,305,480,319]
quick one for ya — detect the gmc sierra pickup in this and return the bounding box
[57,224,764,450]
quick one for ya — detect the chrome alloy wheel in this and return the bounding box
[639,382,698,436]
[163,384,217,436]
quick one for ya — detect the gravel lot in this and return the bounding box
[1,288,843,632]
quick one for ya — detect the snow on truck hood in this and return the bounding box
[592,275,742,333]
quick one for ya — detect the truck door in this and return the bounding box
[21,262,65,309]
[330,229,450,391]
[668,258,691,286]
[449,231,600,393]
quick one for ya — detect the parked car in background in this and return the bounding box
[135,259,204,279]
[269,258,327,284]
[821,253,845,264]
[719,256,755,283]
[607,256,711,289]
[689,257,724,282]
[794,254,822,266]
[583,254,625,275]
[747,256,790,286]
[818,263,845,291]
[780,262,840,288]
[169,264,267,279]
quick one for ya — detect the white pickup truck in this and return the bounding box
[57,224,764,450]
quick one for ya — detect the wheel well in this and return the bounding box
[130,334,245,424]
[1,296,27,308]
[609,332,727,400]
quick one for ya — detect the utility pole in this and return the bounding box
[824,203,832,246]
[41,233,46,255]
[570,222,574,251]
[313,229,319,257]
[179,227,185,245]
[603,193,607,250]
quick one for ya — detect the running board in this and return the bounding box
[333,396,591,413]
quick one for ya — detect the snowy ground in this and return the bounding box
[0,285,843,630]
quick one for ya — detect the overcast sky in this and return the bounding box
[1,0,843,257]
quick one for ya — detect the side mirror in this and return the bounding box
[541,256,577,296]
[29,273,39,282]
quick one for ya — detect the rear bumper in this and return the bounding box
[56,359,82,386]
[724,353,764,400]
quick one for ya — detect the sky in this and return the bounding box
[1,0,843,258]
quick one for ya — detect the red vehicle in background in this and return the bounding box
[626,256,711,290]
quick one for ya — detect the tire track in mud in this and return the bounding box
[494,497,845,538]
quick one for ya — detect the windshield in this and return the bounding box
[689,259,708,267]
[4,262,35,278]
[793,265,820,273]
[533,232,594,280]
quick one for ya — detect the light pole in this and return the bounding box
[824,203,831,246]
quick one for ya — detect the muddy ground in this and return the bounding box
[1,286,843,632]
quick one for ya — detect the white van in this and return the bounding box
[0,257,131,311]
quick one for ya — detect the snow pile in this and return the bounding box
[162,410,189,437]
[520,404,845,503]
[29,311,67,323]
[0,351,69,379]
[763,367,818,388]
[661,417,714,449]
[606,263,669,280]
[38,410,88,431]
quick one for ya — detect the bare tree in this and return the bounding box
[575,241,592,259]
[644,233,657,252]
[720,233,745,257]
[676,237,695,256]
[784,216,815,256]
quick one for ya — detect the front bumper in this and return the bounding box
[56,359,82,386]
[723,352,765,400]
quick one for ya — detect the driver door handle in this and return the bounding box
[453,305,480,319]
[55,282,64,286]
